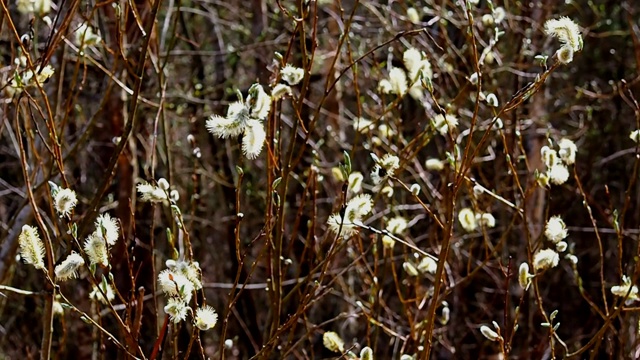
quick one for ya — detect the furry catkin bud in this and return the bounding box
[280,64,304,86]
[84,232,109,267]
[95,213,119,245]
[55,252,85,281]
[158,269,195,303]
[518,262,531,290]
[556,46,574,64]
[360,347,374,360]
[533,249,560,271]
[195,305,218,331]
[322,331,345,353]
[164,298,189,323]
[18,225,45,270]
[271,84,292,100]
[480,325,500,341]
[348,172,364,194]
[545,216,568,244]
[137,183,167,202]
[242,120,266,159]
[458,208,477,232]
[544,17,582,52]
[54,188,78,218]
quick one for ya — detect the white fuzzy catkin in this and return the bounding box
[558,138,577,165]
[611,276,639,302]
[480,325,500,342]
[433,114,459,135]
[18,225,45,270]
[55,252,85,281]
[544,17,582,52]
[84,232,109,267]
[242,120,266,159]
[137,183,168,202]
[75,23,102,47]
[476,213,496,228]
[322,331,345,353]
[328,194,374,237]
[458,208,477,232]
[518,262,531,290]
[271,84,292,100]
[371,154,400,184]
[54,188,78,218]
[347,172,364,194]
[164,298,190,323]
[548,163,570,185]
[533,249,559,271]
[195,305,218,330]
[158,269,194,303]
[386,217,408,234]
[544,216,568,244]
[425,158,444,171]
[95,213,119,245]
[248,84,271,120]
[556,46,574,64]
[280,64,304,86]
[389,67,408,95]
[166,259,203,290]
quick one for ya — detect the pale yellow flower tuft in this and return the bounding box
[207,84,270,159]
[533,249,559,271]
[425,158,445,171]
[327,194,374,237]
[55,252,85,281]
[544,216,568,244]
[54,188,78,218]
[611,275,639,303]
[548,163,570,185]
[166,259,203,290]
[417,256,437,274]
[348,172,364,194]
[322,331,345,353]
[558,138,577,165]
[389,67,408,95]
[242,119,266,159]
[544,17,582,52]
[433,114,459,135]
[280,64,305,86]
[247,84,271,120]
[556,46,574,64]
[518,262,532,290]
[476,213,496,228]
[137,182,167,202]
[75,23,102,47]
[386,216,408,234]
[164,298,190,323]
[371,153,400,184]
[480,325,500,342]
[18,225,45,270]
[84,232,109,267]
[95,213,119,245]
[158,269,194,303]
[360,347,374,360]
[271,84,292,100]
[195,305,218,331]
[458,208,477,232]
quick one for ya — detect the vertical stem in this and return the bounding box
[15,104,56,360]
